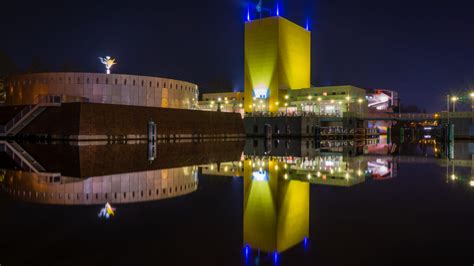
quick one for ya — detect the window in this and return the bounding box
[149,81,152,87]
[115,79,118,85]
[157,82,160,87]
[87,78,90,84]
[106,78,108,84]
[77,78,80,83]
[141,80,144,86]
[124,79,127,85]
[96,78,99,84]
[133,80,136,86]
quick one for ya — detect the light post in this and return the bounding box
[470,92,474,111]
[451,96,458,113]
[345,96,351,112]
[357,98,363,113]
[317,97,322,115]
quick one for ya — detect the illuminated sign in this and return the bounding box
[253,88,269,99]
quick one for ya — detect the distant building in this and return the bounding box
[365,89,399,112]
[198,91,244,115]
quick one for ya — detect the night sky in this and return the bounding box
[2,0,474,111]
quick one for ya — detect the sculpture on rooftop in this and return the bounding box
[98,56,116,75]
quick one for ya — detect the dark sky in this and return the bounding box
[2,0,474,111]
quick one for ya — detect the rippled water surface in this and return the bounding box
[0,139,473,265]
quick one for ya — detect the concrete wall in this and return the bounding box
[6,73,198,109]
[17,102,245,140]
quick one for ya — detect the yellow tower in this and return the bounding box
[244,16,311,113]
[243,158,309,253]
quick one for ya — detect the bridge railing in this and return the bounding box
[364,113,436,120]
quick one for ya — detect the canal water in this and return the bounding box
[0,138,473,265]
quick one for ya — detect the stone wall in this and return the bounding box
[18,102,245,140]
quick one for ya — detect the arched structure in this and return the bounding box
[5,72,199,109]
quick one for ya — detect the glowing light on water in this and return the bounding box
[98,202,116,219]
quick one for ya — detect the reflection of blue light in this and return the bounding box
[303,237,309,250]
[276,2,280,16]
[252,170,268,181]
[244,245,250,257]
[273,252,279,264]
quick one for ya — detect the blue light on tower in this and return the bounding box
[305,19,310,30]
[276,2,280,16]
[247,5,251,21]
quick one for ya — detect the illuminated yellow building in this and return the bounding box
[243,158,309,253]
[244,16,311,113]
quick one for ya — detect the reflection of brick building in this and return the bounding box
[0,76,5,103]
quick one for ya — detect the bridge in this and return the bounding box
[363,112,437,121]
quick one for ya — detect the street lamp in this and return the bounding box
[345,96,351,112]
[451,96,458,112]
[470,93,474,111]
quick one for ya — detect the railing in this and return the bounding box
[245,111,344,118]
[1,94,63,135]
[364,113,436,120]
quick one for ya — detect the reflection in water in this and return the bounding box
[98,202,116,219]
[243,157,309,259]
[1,138,474,264]
[0,140,244,205]
[2,167,199,205]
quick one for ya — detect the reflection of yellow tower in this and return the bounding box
[243,159,309,253]
[244,16,311,113]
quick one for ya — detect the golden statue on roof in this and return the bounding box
[98,56,116,74]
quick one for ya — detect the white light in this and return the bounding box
[470,180,474,187]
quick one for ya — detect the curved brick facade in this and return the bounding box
[6,72,199,109]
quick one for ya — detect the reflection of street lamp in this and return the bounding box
[357,98,363,112]
[451,96,458,112]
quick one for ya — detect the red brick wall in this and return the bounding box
[20,102,244,138]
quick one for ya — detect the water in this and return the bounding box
[0,139,473,265]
